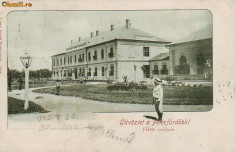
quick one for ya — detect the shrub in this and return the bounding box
[164,77,172,81]
[107,82,147,91]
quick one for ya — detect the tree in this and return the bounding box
[8,68,52,80]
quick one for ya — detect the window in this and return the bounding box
[88,52,91,61]
[142,65,150,78]
[68,68,72,77]
[174,56,190,74]
[101,49,104,59]
[64,70,66,77]
[87,68,91,76]
[70,56,72,64]
[57,58,59,66]
[143,47,149,56]
[82,68,85,76]
[82,53,84,61]
[180,56,187,65]
[60,58,62,66]
[94,67,97,76]
[78,68,81,77]
[79,54,82,62]
[93,50,97,60]
[161,64,168,75]
[152,65,159,75]
[64,57,66,65]
[197,54,206,74]
[109,47,114,58]
[74,68,77,79]
[102,67,105,76]
[74,55,77,63]
[68,56,69,64]
[109,65,114,76]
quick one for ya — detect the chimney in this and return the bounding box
[90,32,93,38]
[71,40,73,45]
[78,37,81,42]
[126,19,131,29]
[96,30,99,36]
[111,24,114,31]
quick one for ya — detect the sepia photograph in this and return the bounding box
[7,10,213,126]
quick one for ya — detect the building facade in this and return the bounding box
[149,38,212,80]
[167,38,212,75]
[149,53,170,78]
[51,19,170,82]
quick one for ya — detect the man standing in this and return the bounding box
[153,77,164,121]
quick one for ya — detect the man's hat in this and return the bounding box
[154,77,162,83]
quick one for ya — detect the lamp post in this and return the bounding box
[20,53,33,110]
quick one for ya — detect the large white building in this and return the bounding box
[149,38,212,80]
[51,19,170,82]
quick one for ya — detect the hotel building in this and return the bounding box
[51,19,171,82]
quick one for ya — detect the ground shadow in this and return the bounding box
[143,115,158,121]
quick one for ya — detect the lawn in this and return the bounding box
[33,84,213,105]
[8,97,48,114]
[10,81,56,90]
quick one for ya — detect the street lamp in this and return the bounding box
[20,53,33,110]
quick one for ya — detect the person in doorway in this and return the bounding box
[153,77,164,121]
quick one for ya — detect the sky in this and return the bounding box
[7,10,212,71]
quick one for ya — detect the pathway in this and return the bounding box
[8,86,213,113]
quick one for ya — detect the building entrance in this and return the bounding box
[197,54,206,74]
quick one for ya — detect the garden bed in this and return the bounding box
[33,84,213,105]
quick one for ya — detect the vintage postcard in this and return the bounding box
[0,1,235,152]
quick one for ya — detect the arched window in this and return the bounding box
[109,47,114,58]
[175,55,190,74]
[180,56,187,65]
[94,67,97,76]
[101,49,104,59]
[79,54,82,62]
[82,53,84,61]
[88,52,91,61]
[93,50,97,60]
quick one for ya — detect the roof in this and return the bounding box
[166,38,212,47]
[150,52,169,61]
[51,25,171,57]
[69,26,170,50]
